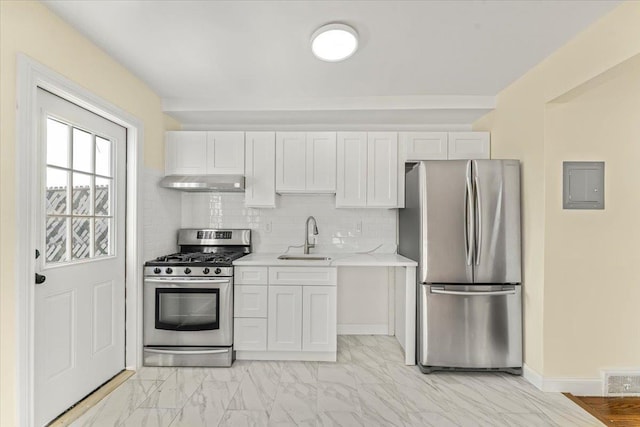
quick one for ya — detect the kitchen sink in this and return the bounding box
[277,254,332,261]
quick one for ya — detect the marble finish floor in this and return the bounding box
[71,336,603,427]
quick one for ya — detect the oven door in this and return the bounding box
[144,277,233,347]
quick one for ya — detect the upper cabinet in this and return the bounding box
[245,132,276,208]
[336,132,398,208]
[400,131,490,161]
[276,132,336,193]
[165,131,244,175]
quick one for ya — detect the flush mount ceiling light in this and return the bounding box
[311,23,358,62]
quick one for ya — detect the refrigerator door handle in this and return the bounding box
[430,287,516,296]
[473,172,482,266]
[465,162,474,266]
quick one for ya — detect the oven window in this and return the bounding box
[155,288,220,331]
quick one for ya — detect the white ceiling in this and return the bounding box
[43,0,619,127]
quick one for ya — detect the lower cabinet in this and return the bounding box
[234,266,337,360]
[267,285,337,352]
[268,286,303,351]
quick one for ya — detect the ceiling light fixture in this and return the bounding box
[311,23,358,62]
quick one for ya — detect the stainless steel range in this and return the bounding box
[143,229,250,367]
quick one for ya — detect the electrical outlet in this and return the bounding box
[355,220,362,235]
[264,221,272,233]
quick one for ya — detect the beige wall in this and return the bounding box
[0,2,179,425]
[474,1,640,378]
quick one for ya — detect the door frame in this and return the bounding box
[15,54,144,426]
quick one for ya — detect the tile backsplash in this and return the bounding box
[181,193,398,254]
[143,168,182,260]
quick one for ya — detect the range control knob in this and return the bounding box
[153,268,161,274]
[214,268,222,275]
[203,267,210,274]
[184,268,191,275]
[165,267,173,274]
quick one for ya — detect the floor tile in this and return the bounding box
[357,383,410,426]
[315,411,366,427]
[218,410,269,427]
[269,383,317,424]
[317,382,361,413]
[139,369,204,409]
[170,381,239,427]
[122,408,178,427]
[280,362,318,384]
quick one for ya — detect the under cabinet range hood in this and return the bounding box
[159,175,245,192]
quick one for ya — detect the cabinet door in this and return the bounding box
[367,132,398,207]
[276,132,306,192]
[306,132,336,192]
[234,285,268,318]
[234,318,267,351]
[245,132,276,208]
[400,132,448,160]
[302,286,336,352]
[268,286,302,351]
[336,132,367,207]
[447,132,490,160]
[206,131,245,174]
[165,131,207,175]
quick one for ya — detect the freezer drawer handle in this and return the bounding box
[145,348,229,355]
[431,287,516,296]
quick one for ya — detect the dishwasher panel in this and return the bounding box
[418,284,522,373]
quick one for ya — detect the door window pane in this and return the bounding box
[72,218,91,260]
[72,128,93,173]
[46,217,68,263]
[95,177,111,216]
[72,173,92,215]
[47,119,69,168]
[46,168,68,214]
[96,137,111,177]
[95,218,110,256]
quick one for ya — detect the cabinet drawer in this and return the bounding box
[269,267,337,286]
[234,285,268,318]
[235,267,268,285]
[234,318,267,351]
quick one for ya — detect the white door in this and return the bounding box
[305,132,336,192]
[275,132,306,192]
[165,131,207,175]
[267,286,302,351]
[367,132,398,207]
[245,132,276,208]
[35,89,126,426]
[206,131,245,174]
[302,286,336,352]
[336,132,368,207]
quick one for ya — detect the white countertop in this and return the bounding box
[233,253,417,267]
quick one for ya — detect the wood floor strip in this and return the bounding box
[47,369,135,427]
[564,393,640,427]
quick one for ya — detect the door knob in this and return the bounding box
[35,273,46,285]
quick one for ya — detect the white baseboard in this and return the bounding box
[522,364,602,396]
[337,324,389,335]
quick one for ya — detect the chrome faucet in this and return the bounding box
[304,216,319,254]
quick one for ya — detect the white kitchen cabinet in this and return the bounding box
[165,131,244,176]
[336,132,367,207]
[276,132,336,193]
[367,132,398,207]
[165,131,207,175]
[206,131,245,174]
[245,132,276,208]
[400,132,448,161]
[302,286,337,352]
[447,132,490,160]
[234,285,268,318]
[268,285,303,351]
[269,267,337,286]
[235,266,269,285]
[336,132,399,208]
[234,318,267,351]
[306,132,336,192]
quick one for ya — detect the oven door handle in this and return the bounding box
[145,278,230,284]
[145,348,230,355]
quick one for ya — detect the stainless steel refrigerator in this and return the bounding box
[399,160,522,374]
